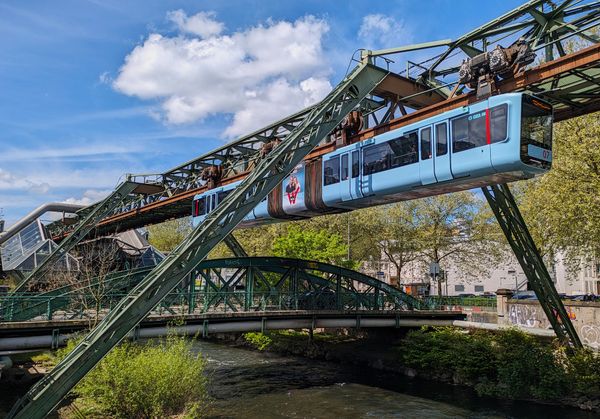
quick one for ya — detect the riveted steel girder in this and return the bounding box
[482,184,582,349]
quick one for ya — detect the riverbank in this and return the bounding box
[230,327,600,414]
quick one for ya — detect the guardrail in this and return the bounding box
[0,290,410,323]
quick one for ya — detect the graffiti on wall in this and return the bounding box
[508,304,544,328]
[580,325,600,350]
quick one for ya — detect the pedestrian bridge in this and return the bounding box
[0,257,466,352]
[2,257,429,323]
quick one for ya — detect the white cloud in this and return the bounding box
[63,189,112,206]
[167,10,224,39]
[0,167,51,194]
[113,12,332,137]
[358,14,413,49]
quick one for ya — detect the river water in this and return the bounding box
[193,340,595,419]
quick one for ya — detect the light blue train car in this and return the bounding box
[193,92,553,227]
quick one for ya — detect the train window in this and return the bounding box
[363,132,418,175]
[217,189,232,204]
[435,123,447,156]
[341,154,349,181]
[420,128,432,160]
[351,150,359,178]
[521,95,552,149]
[324,156,340,185]
[389,132,418,168]
[452,112,486,152]
[363,143,389,175]
[490,105,508,143]
[195,197,206,216]
[210,194,216,212]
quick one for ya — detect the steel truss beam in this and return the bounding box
[482,183,582,348]
[1,256,421,323]
[7,63,390,419]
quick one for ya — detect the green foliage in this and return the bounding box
[147,218,193,253]
[57,335,208,418]
[243,332,273,351]
[488,329,566,399]
[400,327,572,401]
[565,347,600,398]
[271,225,353,268]
[400,327,496,384]
[520,112,600,260]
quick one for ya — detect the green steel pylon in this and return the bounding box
[7,62,389,419]
[483,183,582,349]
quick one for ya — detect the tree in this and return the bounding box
[358,203,423,282]
[413,191,505,296]
[271,224,351,267]
[52,240,122,327]
[520,111,600,265]
[147,218,192,253]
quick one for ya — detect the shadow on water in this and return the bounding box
[193,340,596,419]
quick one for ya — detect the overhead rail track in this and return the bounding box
[45,2,600,239]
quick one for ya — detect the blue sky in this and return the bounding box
[0,0,527,225]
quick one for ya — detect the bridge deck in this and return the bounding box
[0,310,465,338]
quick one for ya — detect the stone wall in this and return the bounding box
[502,298,600,349]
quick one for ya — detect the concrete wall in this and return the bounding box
[502,299,600,349]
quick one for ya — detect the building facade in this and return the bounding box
[361,250,598,297]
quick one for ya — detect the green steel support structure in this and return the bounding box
[482,183,583,348]
[10,181,142,295]
[0,257,422,323]
[7,62,390,419]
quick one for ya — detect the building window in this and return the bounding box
[474,285,484,293]
[454,285,465,292]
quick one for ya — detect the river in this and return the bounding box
[193,340,595,419]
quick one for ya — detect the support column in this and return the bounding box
[482,183,582,348]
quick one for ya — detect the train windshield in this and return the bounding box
[521,95,552,150]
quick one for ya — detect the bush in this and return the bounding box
[566,347,600,398]
[243,332,273,350]
[58,335,208,418]
[400,327,569,401]
[400,327,496,384]
[485,329,567,400]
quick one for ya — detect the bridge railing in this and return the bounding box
[0,289,414,323]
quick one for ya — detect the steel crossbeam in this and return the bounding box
[7,62,390,419]
[482,183,582,348]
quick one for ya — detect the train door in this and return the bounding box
[208,193,216,214]
[360,138,375,196]
[433,122,453,181]
[339,150,363,202]
[350,150,362,200]
[418,125,437,185]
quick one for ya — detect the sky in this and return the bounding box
[0,0,529,225]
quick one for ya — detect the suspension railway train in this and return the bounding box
[192,92,553,227]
